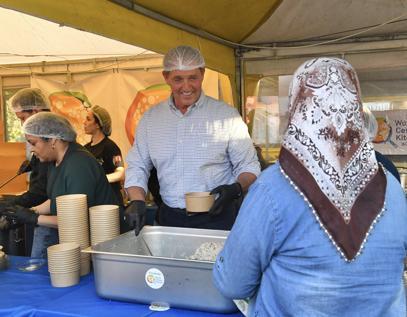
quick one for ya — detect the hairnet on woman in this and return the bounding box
[213,58,406,316]
[2,112,119,258]
[23,112,76,142]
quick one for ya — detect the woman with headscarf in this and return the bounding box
[213,58,407,316]
[83,105,126,230]
[2,112,118,258]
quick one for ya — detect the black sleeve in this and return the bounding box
[375,151,400,182]
[12,191,48,208]
[105,140,123,170]
[106,139,122,157]
[28,157,49,196]
[13,156,49,208]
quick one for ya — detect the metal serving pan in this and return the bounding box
[83,226,237,313]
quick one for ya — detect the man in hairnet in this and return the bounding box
[3,88,51,207]
[0,88,51,255]
[124,45,260,234]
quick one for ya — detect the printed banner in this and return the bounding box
[372,110,407,155]
[31,69,225,161]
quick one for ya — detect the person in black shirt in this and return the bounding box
[84,105,126,230]
[0,88,51,255]
[7,88,51,207]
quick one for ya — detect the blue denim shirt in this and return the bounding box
[213,162,407,317]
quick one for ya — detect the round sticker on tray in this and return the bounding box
[145,268,165,289]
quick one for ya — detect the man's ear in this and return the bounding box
[162,71,169,83]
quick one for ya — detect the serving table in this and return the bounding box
[0,256,243,317]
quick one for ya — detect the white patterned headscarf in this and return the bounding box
[280,57,386,261]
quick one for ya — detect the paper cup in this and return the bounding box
[50,271,80,287]
[185,192,215,213]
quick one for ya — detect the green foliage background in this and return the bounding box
[3,88,25,142]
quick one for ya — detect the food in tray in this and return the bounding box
[188,241,224,261]
[88,228,236,313]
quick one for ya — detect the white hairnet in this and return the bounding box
[91,105,112,136]
[10,88,50,112]
[23,112,77,142]
[362,106,378,141]
[163,45,205,71]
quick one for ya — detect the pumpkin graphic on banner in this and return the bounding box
[125,84,171,145]
[48,91,91,145]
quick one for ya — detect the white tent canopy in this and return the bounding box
[1,0,406,105]
[241,0,407,76]
[243,0,407,45]
[0,7,153,65]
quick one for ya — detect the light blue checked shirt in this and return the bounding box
[125,93,260,209]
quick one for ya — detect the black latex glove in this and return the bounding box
[17,160,32,175]
[124,200,146,236]
[2,205,39,225]
[0,199,21,230]
[0,215,21,230]
[209,183,242,216]
[0,197,14,211]
[0,215,10,230]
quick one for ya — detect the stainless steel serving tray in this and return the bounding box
[83,226,237,313]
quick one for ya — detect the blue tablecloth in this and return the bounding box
[0,256,243,317]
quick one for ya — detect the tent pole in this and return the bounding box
[234,48,244,116]
[109,0,237,49]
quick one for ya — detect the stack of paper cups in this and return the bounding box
[56,194,90,276]
[89,205,120,246]
[47,242,81,287]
